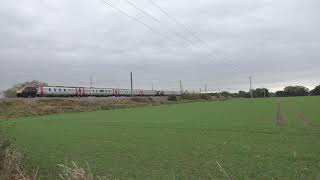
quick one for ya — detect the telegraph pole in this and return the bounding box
[90,76,93,88]
[205,83,207,93]
[130,72,133,97]
[179,80,182,93]
[152,82,154,91]
[249,76,253,98]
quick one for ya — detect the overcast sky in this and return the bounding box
[0,0,319,92]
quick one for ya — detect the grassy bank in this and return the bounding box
[0,96,224,120]
[0,97,163,119]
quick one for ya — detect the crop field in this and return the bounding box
[3,97,320,179]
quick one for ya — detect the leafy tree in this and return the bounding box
[200,94,212,100]
[310,85,320,96]
[220,91,231,97]
[252,88,270,98]
[238,91,249,98]
[3,89,17,98]
[275,91,286,97]
[283,86,309,96]
[168,95,178,101]
[269,92,276,97]
[4,80,48,98]
[16,80,48,88]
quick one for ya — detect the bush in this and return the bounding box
[3,89,16,98]
[200,94,212,100]
[180,94,212,101]
[168,95,178,101]
[180,94,200,100]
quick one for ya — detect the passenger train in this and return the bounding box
[16,86,181,98]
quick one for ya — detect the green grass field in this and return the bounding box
[3,97,320,179]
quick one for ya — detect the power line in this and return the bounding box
[148,0,246,73]
[149,0,210,48]
[148,0,223,65]
[123,0,218,62]
[125,0,161,24]
[100,0,172,42]
[101,0,246,77]
[124,0,194,45]
[101,0,223,67]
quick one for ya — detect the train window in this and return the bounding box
[49,88,51,91]
[100,90,104,92]
[59,89,61,92]
[64,89,66,92]
[54,89,56,92]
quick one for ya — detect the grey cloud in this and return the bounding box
[0,0,319,92]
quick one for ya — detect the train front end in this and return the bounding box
[16,86,38,98]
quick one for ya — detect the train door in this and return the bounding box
[113,89,120,97]
[77,87,85,97]
[38,86,44,97]
[81,87,85,97]
[75,88,82,97]
[139,90,144,96]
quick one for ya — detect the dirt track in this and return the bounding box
[276,103,285,127]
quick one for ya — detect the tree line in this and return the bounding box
[204,85,320,98]
[233,85,320,98]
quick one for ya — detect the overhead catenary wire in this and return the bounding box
[148,0,231,66]
[149,0,211,48]
[147,0,245,74]
[124,0,194,45]
[101,0,220,59]
[100,0,221,66]
[100,0,247,79]
[100,0,173,42]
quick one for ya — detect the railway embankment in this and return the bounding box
[0,95,223,119]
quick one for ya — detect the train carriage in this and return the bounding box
[38,86,76,97]
[17,85,181,98]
